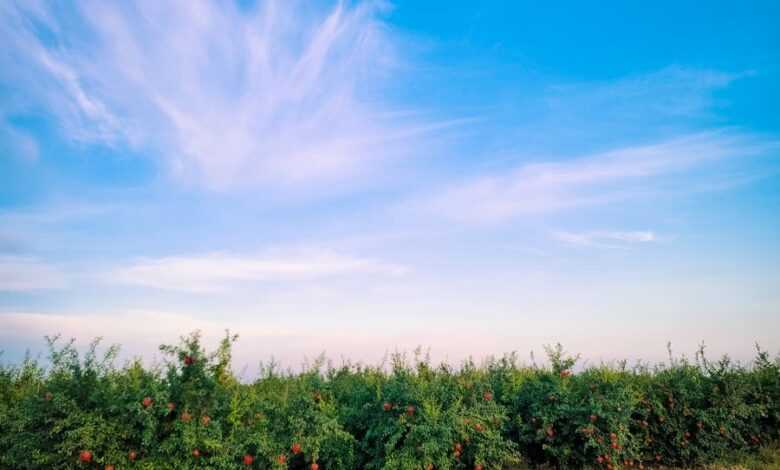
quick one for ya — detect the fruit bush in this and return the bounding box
[0,334,778,469]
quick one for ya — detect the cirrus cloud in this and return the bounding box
[0,256,67,291]
[416,131,777,224]
[0,0,437,190]
[552,230,657,248]
[109,250,409,293]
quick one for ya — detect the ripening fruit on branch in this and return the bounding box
[79,450,93,463]
[184,355,194,366]
[6,330,774,470]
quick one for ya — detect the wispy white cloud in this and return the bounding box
[109,250,408,292]
[545,66,748,121]
[0,0,437,190]
[552,230,657,248]
[417,131,777,223]
[0,256,67,291]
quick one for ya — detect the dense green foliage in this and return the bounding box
[0,333,778,469]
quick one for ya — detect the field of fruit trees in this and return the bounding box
[0,332,778,469]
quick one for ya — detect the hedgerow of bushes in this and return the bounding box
[0,333,778,469]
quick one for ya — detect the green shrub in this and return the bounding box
[0,334,777,469]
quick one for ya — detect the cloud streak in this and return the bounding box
[418,131,777,223]
[552,231,657,248]
[0,256,67,291]
[545,66,746,121]
[109,250,408,292]
[0,0,434,190]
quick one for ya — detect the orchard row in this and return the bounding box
[1,333,778,469]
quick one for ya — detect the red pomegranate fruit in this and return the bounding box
[79,450,93,463]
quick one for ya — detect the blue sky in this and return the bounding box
[1,1,779,369]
